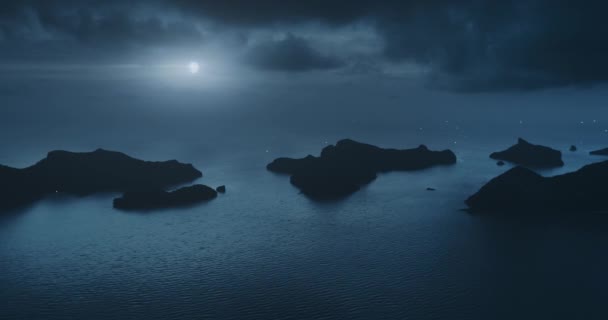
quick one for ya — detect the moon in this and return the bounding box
[188,61,200,74]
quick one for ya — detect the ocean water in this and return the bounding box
[3,127,608,320]
[3,78,608,319]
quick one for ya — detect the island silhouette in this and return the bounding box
[490,138,564,168]
[113,184,218,210]
[267,139,457,200]
[0,149,215,211]
[467,160,608,213]
[4,139,608,214]
[590,148,608,156]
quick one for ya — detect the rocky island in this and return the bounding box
[113,184,217,210]
[0,149,202,210]
[590,148,608,156]
[490,138,564,168]
[466,160,608,213]
[267,139,457,199]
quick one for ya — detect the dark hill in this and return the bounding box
[490,138,563,168]
[0,149,202,210]
[113,184,217,210]
[466,160,608,213]
[267,139,457,200]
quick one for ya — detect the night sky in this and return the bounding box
[2,1,608,162]
[2,0,608,90]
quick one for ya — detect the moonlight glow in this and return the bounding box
[188,61,200,74]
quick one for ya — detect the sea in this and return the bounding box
[2,74,608,319]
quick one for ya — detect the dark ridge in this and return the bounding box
[0,149,202,211]
[466,161,608,214]
[267,139,456,200]
[113,184,217,210]
[489,138,563,168]
[590,148,608,156]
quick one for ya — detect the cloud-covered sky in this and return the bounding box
[1,0,607,91]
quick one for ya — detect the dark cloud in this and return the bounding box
[171,0,608,91]
[245,34,343,72]
[37,10,202,46]
[375,1,608,91]
[172,0,373,26]
[0,0,203,63]
[1,0,608,91]
[170,0,448,26]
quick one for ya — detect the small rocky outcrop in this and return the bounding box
[489,138,563,168]
[267,139,457,199]
[113,184,217,210]
[570,145,577,152]
[216,185,226,193]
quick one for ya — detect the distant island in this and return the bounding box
[590,148,608,156]
[490,138,564,168]
[114,184,218,210]
[466,161,608,213]
[267,139,457,199]
[0,149,204,211]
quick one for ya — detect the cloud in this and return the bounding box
[245,34,343,72]
[170,1,454,26]
[0,0,204,63]
[373,1,608,91]
[2,0,608,91]
[37,11,202,47]
[171,0,608,91]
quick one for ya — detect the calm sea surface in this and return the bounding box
[3,79,608,319]
[2,125,608,320]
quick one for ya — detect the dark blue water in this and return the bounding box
[3,77,608,319]
[3,131,608,320]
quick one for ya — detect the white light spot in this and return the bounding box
[188,61,200,74]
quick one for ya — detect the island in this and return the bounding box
[590,148,608,156]
[267,139,457,199]
[466,160,608,213]
[489,138,564,168]
[113,184,217,210]
[0,149,202,210]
